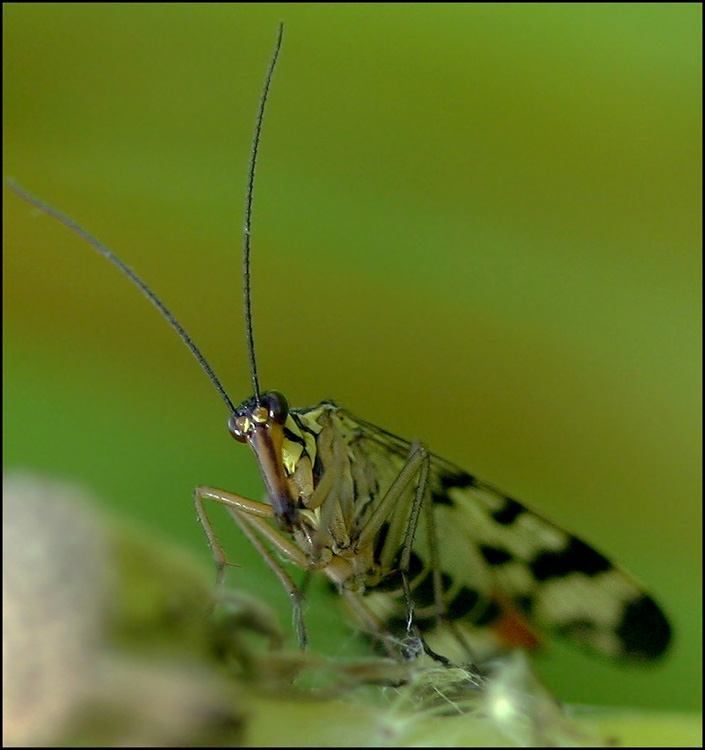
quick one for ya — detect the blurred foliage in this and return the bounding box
[4,474,701,746]
[4,3,701,712]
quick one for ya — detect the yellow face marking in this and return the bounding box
[252,406,269,424]
[235,415,252,435]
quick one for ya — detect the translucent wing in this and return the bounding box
[340,409,671,663]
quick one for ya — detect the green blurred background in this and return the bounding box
[4,3,701,711]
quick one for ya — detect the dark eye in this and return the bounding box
[263,391,289,424]
[227,413,249,443]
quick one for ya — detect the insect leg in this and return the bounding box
[356,441,429,552]
[422,467,444,626]
[226,506,309,648]
[397,441,431,632]
[419,495,486,666]
[342,590,406,658]
[193,486,309,647]
[355,442,433,638]
[357,445,476,666]
[394,445,463,666]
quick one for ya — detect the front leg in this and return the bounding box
[193,486,309,648]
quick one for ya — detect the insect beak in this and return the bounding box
[247,421,299,532]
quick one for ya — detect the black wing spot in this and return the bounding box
[412,571,452,608]
[530,536,611,581]
[431,491,454,507]
[491,498,524,525]
[473,598,501,627]
[445,587,480,619]
[617,595,671,660]
[374,550,425,593]
[383,615,408,635]
[440,471,477,491]
[480,545,513,566]
[433,471,477,506]
[406,551,425,579]
[373,569,403,592]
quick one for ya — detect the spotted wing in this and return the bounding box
[342,410,671,663]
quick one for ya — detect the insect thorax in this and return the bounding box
[275,402,417,593]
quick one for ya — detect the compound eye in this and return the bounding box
[228,413,250,443]
[263,391,289,424]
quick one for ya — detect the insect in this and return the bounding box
[9,24,671,665]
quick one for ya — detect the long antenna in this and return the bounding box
[243,22,284,404]
[7,178,237,414]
